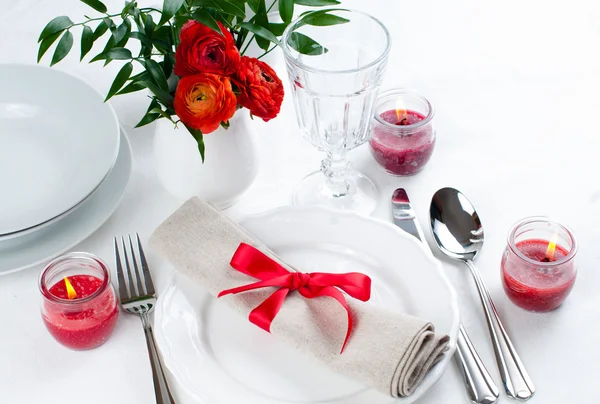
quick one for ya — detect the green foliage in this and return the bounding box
[184,125,205,162]
[38,16,73,43]
[80,26,94,60]
[37,31,62,62]
[105,62,133,101]
[79,0,107,13]
[37,0,344,157]
[300,9,349,26]
[294,0,340,5]
[287,32,327,55]
[278,0,294,23]
[51,31,73,66]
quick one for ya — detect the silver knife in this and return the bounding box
[392,188,500,404]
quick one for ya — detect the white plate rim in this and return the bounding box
[0,129,131,274]
[0,63,121,235]
[154,206,460,404]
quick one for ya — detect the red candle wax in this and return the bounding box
[501,239,576,312]
[42,275,118,350]
[369,109,435,176]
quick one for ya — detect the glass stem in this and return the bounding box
[321,152,351,198]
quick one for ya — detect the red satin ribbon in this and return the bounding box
[217,243,372,353]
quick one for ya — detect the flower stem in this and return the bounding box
[257,45,277,59]
[70,7,161,28]
[240,35,255,55]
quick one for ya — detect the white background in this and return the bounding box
[1,0,599,402]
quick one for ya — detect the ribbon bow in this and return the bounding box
[218,243,372,353]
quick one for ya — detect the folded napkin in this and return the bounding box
[150,198,449,397]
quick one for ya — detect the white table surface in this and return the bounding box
[1,0,600,403]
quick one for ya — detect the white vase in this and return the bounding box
[153,111,259,209]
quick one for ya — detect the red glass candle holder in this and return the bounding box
[39,252,119,350]
[501,217,578,312]
[369,89,436,176]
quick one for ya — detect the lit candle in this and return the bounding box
[39,253,119,350]
[501,217,578,312]
[369,89,436,176]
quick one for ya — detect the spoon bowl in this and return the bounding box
[430,187,484,261]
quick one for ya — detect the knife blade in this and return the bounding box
[391,188,426,242]
[391,188,499,404]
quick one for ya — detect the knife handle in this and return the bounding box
[455,324,499,404]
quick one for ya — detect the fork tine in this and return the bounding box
[128,234,146,296]
[121,236,138,297]
[136,233,156,296]
[114,237,130,301]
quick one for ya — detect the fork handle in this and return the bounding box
[141,313,176,404]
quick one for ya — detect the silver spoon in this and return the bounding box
[430,187,535,401]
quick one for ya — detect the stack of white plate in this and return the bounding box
[0,64,132,273]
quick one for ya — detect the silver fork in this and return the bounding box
[115,234,175,404]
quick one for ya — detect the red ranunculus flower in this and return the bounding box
[234,56,284,122]
[174,20,240,77]
[174,73,237,134]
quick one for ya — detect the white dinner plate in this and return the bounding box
[0,130,131,274]
[154,208,460,404]
[0,64,120,235]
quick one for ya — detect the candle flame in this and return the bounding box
[545,233,559,261]
[396,96,408,122]
[64,277,77,300]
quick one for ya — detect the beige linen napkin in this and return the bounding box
[150,198,449,397]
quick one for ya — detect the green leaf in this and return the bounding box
[247,0,260,13]
[239,22,281,46]
[93,19,110,40]
[144,59,169,91]
[184,125,205,162]
[144,14,155,36]
[195,0,245,18]
[301,11,349,26]
[113,22,129,43]
[135,112,160,127]
[116,81,146,95]
[192,9,223,34]
[149,107,176,122]
[51,31,73,66]
[269,22,287,37]
[38,16,73,43]
[288,32,326,55]
[80,26,94,60]
[162,53,174,79]
[213,0,245,18]
[106,47,132,59]
[294,0,340,5]
[91,47,132,62]
[121,1,136,18]
[135,99,161,127]
[159,0,185,27]
[129,70,149,82]
[37,31,62,62]
[105,62,133,101]
[279,0,294,23]
[139,80,174,106]
[80,0,107,13]
[129,31,153,50]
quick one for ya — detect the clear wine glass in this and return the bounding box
[281,9,391,214]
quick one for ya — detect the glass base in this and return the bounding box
[293,170,378,215]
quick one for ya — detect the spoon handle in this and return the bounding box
[455,324,499,404]
[465,260,536,400]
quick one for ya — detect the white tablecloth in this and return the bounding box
[1,0,599,402]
